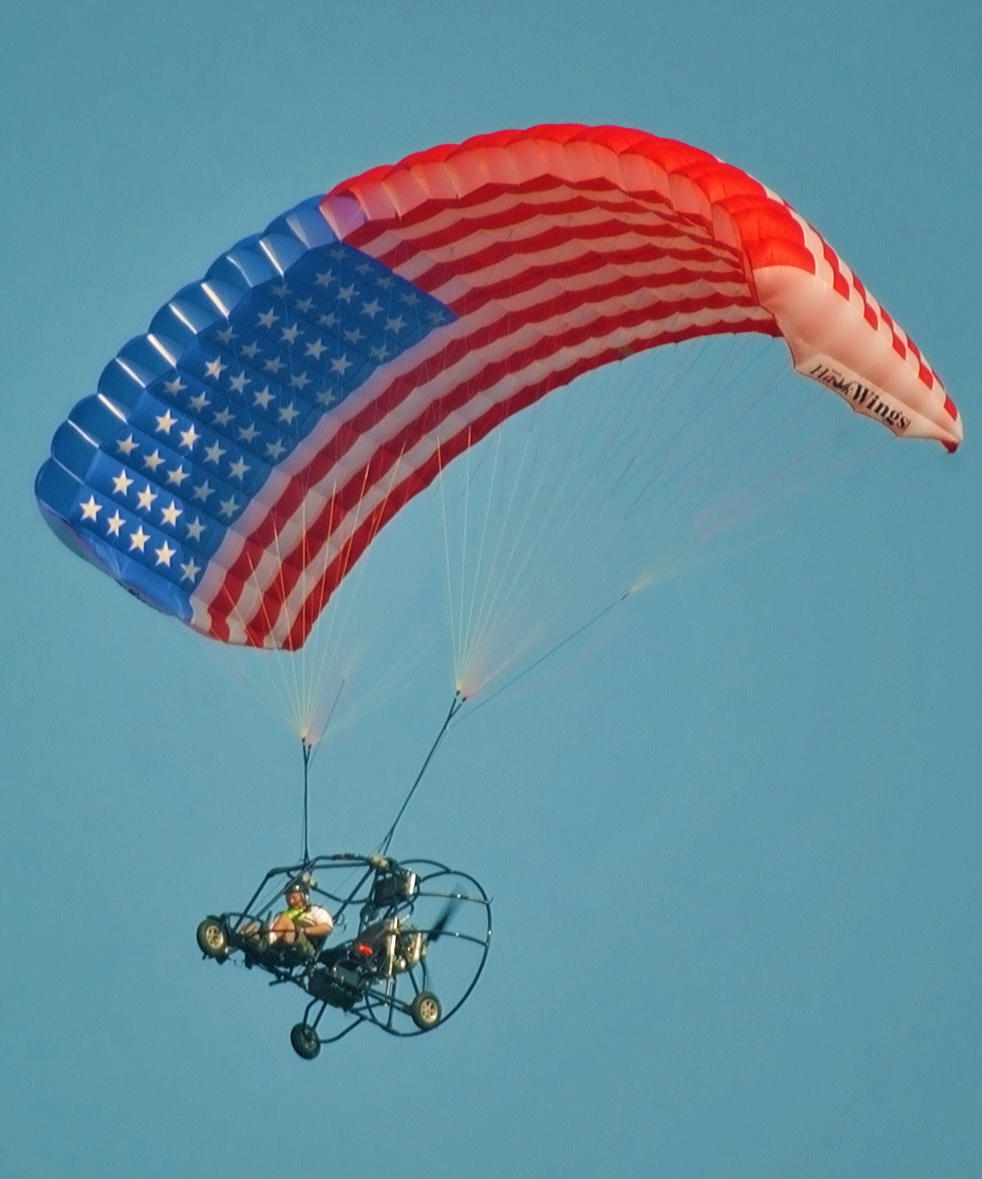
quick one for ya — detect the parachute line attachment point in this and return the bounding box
[379,691,465,856]
[459,590,632,720]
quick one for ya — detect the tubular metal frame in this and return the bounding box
[202,852,492,1047]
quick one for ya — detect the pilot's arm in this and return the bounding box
[298,908,334,940]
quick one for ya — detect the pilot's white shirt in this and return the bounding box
[297,904,333,931]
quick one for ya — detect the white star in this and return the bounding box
[370,345,391,362]
[155,410,178,433]
[316,389,336,406]
[116,434,139,456]
[289,372,311,390]
[186,517,206,541]
[189,392,211,412]
[278,403,300,425]
[305,338,327,359]
[204,358,226,380]
[163,376,187,395]
[355,262,371,275]
[229,371,250,393]
[258,309,279,328]
[160,501,182,527]
[179,425,200,450]
[219,496,238,518]
[271,282,290,298]
[377,276,393,290]
[216,326,236,343]
[213,408,234,427]
[192,480,214,502]
[241,341,261,359]
[315,270,335,287]
[265,439,286,460]
[228,457,250,480]
[143,449,165,473]
[106,511,124,537]
[263,357,284,374]
[329,246,345,259]
[166,466,189,487]
[386,316,407,333]
[113,470,134,496]
[137,485,157,511]
[180,559,201,583]
[204,443,226,464]
[318,312,338,327]
[361,299,382,318]
[129,526,150,552]
[343,328,363,344]
[425,309,447,323]
[330,354,353,375]
[400,291,419,306]
[80,496,101,521]
[154,541,176,566]
[295,297,314,313]
[253,386,275,409]
[280,323,301,344]
[338,284,356,302]
[237,424,259,443]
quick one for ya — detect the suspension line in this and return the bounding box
[301,740,312,863]
[379,691,465,855]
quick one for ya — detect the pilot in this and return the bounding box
[244,880,334,958]
[271,880,334,955]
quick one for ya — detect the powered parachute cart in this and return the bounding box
[196,852,492,1058]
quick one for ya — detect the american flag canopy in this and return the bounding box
[36,125,962,650]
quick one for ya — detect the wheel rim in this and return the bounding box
[418,997,439,1024]
[203,924,224,951]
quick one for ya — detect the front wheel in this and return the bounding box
[290,1023,321,1060]
[196,918,228,959]
[410,990,442,1031]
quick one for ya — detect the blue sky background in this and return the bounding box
[1,2,979,1176]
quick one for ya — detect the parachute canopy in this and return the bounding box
[36,125,961,651]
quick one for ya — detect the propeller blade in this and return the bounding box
[427,899,461,943]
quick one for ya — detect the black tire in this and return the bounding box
[290,1023,321,1060]
[410,990,442,1031]
[196,918,229,959]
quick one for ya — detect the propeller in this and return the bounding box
[427,898,462,943]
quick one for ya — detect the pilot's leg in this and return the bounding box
[268,914,297,945]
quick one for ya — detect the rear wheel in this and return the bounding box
[196,918,228,959]
[410,990,442,1031]
[290,1023,321,1060]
